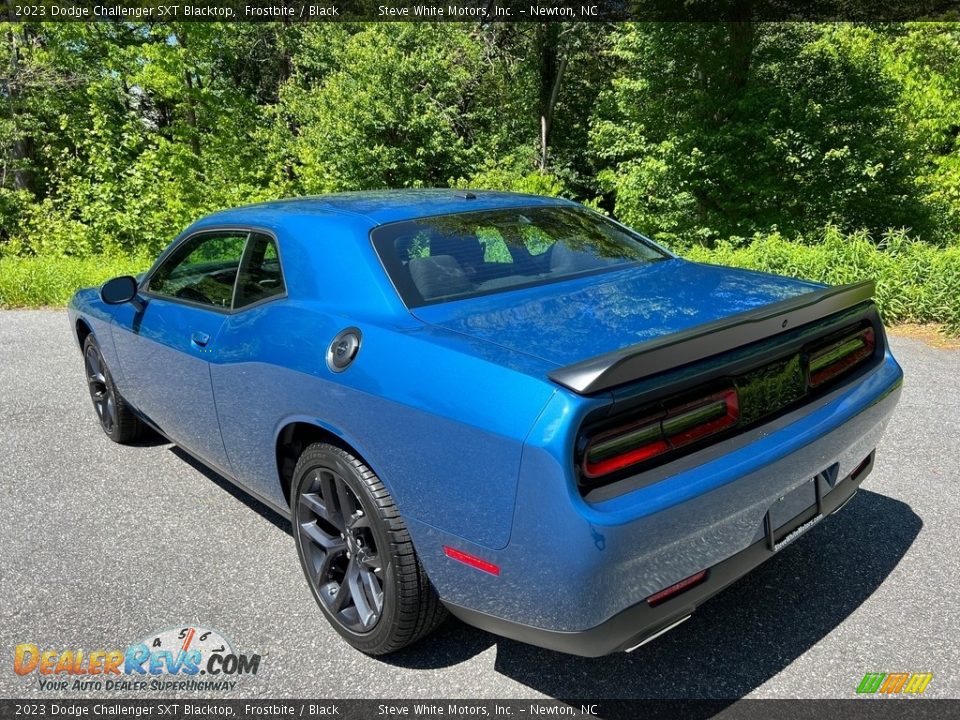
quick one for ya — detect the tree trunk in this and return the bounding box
[695,19,756,244]
[174,29,202,157]
[726,21,754,94]
[280,10,293,83]
[536,25,567,173]
[5,24,36,193]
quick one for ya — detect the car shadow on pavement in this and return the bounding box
[169,445,292,534]
[126,425,173,448]
[165,443,920,703]
[386,490,921,702]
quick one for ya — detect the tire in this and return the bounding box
[82,335,143,444]
[291,442,446,655]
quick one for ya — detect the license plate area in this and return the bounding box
[765,464,838,552]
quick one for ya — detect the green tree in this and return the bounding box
[592,23,928,245]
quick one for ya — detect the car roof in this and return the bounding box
[192,189,577,230]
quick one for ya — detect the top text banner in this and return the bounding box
[7,0,960,23]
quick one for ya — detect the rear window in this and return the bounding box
[371,206,668,307]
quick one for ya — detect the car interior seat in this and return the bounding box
[408,255,473,301]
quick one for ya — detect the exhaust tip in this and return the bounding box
[832,489,859,515]
[625,615,692,652]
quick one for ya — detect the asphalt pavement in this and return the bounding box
[0,310,957,700]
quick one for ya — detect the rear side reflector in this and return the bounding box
[808,326,875,388]
[582,388,739,479]
[646,570,708,607]
[443,546,500,576]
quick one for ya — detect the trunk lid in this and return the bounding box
[412,259,823,368]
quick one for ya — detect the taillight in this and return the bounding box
[583,388,739,479]
[808,326,875,388]
[582,415,668,478]
[663,388,740,448]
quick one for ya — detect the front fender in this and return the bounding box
[68,287,125,387]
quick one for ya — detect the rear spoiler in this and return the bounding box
[548,280,876,395]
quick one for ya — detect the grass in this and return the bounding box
[681,228,960,335]
[0,254,151,308]
[2,228,958,337]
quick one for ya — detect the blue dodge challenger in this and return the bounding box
[68,190,903,656]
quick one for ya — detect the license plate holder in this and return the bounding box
[765,471,831,552]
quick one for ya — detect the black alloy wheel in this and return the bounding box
[292,442,446,654]
[85,342,117,435]
[81,335,143,444]
[297,465,385,632]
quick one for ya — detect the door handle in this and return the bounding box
[191,331,211,348]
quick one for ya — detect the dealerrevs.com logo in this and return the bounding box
[13,626,261,692]
[856,672,934,696]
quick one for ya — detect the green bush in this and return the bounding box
[1,226,958,338]
[682,226,960,334]
[0,254,151,308]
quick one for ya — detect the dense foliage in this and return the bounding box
[2,22,959,328]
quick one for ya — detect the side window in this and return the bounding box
[148,231,247,308]
[234,233,286,309]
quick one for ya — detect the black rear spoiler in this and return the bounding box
[548,280,876,395]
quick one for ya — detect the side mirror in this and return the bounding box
[100,275,139,305]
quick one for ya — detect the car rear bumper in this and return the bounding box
[443,449,873,657]
[413,353,902,655]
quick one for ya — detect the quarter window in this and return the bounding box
[234,234,286,309]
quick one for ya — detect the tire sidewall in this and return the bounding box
[291,444,401,654]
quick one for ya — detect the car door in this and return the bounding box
[207,231,292,505]
[111,229,249,474]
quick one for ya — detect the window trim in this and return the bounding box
[140,226,288,315]
[368,205,672,310]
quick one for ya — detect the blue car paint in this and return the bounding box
[412,258,823,366]
[209,302,557,548]
[67,190,903,644]
[411,351,900,631]
[110,297,234,472]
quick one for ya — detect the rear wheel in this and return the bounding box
[292,442,446,655]
[83,335,143,444]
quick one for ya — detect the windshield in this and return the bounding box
[371,205,668,307]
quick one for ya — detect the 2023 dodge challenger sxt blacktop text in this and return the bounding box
[68,190,902,656]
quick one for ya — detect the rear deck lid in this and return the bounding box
[412,258,823,369]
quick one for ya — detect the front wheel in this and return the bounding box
[292,442,446,655]
[82,335,143,444]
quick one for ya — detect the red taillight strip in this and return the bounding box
[582,387,739,479]
[808,326,875,388]
[583,437,668,478]
[663,388,739,449]
[443,546,500,576]
[646,570,709,607]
